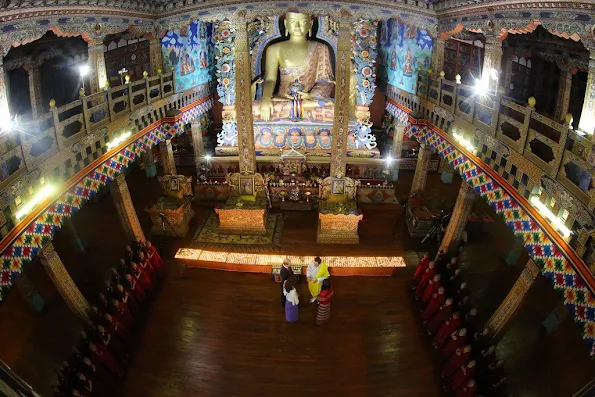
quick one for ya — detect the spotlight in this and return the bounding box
[79,65,90,77]
[530,196,572,238]
[16,185,55,220]
[474,77,488,96]
[489,68,499,81]
[385,155,394,165]
[204,154,212,161]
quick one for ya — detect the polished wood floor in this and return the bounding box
[121,267,443,397]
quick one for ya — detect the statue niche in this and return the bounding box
[252,12,336,123]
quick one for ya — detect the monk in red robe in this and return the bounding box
[131,262,152,293]
[427,298,454,334]
[89,343,123,377]
[138,251,156,282]
[422,274,442,305]
[441,328,467,359]
[110,300,136,331]
[442,345,472,378]
[412,254,430,284]
[433,312,461,347]
[146,241,163,273]
[415,263,436,300]
[103,313,134,350]
[422,287,446,321]
[455,379,476,397]
[125,273,147,303]
[450,360,476,391]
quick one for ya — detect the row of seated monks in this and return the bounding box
[52,239,164,397]
[413,251,509,397]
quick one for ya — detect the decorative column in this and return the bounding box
[391,123,405,181]
[87,37,107,94]
[25,63,43,118]
[330,20,354,178]
[39,242,90,321]
[191,119,205,172]
[64,217,86,253]
[483,35,504,91]
[234,18,256,174]
[440,162,455,184]
[409,144,432,196]
[486,258,540,338]
[554,60,576,122]
[504,235,525,266]
[438,181,476,253]
[502,53,514,96]
[109,174,145,242]
[15,272,45,313]
[0,56,9,124]
[578,40,595,134]
[159,140,176,175]
[431,37,446,76]
[149,36,164,76]
[143,148,157,178]
[542,302,568,335]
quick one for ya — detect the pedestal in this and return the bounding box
[215,196,267,235]
[316,201,362,244]
[146,196,195,237]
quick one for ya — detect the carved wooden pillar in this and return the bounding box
[64,217,86,253]
[440,162,455,184]
[149,37,164,76]
[391,123,405,181]
[87,37,107,94]
[486,259,540,337]
[409,144,431,196]
[554,60,576,122]
[0,56,9,124]
[431,37,446,76]
[159,139,176,176]
[502,53,514,96]
[330,21,353,178]
[439,181,476,253]
[25,64,43,118]
[109,174,145,243]
[483,36,504,91]
[143,149,157,178]
[504,234,525,266]
[39,242,90,321]
[234,20,256,174]
[191,119,205,173]
[542,301,568,335]
[578,47,595,134]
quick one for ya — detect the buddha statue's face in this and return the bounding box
[284,12,312,38]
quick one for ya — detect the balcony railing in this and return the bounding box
[409,73,592,204]
[0,72,175,189]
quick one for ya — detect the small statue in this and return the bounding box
[289,80,304,122]
[290,184,300,201]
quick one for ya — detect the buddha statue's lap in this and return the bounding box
[254,11,336,123]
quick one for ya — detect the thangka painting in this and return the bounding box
[382,19,432,94]
[161,20,214,93]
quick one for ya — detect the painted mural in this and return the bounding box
[381,19,432,94]
[161,20,214,93]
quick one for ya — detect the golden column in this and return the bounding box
[483,35,504,91]
[391,123,405,180]
[25,62,43,119]
[109,174,145,242]
[330,21,353,178]
[554,60,576,122]
[431,37,446,77]
[409,144,432,196]
[438,181,476,253]
[234,18,256,174]
[578,39,595,134]
[149,35,164,76]
[87,37,108,94]
[39,242,90,321]
[159,140,177,175]
[0,54,9,124]
[486,259,540,338]
[191,119,205,171]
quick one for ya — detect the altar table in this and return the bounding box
[215,196,268,236]
[146,196,195,237]
[316,201,363,244]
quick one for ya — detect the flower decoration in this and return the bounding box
[215,20,236,106]
[352,19,378,106]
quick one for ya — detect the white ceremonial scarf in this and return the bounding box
[307,262,318,279]
[284,288,299,306]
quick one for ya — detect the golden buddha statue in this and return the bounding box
[254,11,337,122]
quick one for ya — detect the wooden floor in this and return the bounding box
[121,268,443,397]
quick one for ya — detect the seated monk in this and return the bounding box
[253,11,335,122]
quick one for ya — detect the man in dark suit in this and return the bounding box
[280,259,294,308]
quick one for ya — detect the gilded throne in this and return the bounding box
[316,176,363,244]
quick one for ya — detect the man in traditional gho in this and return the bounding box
[307,256,330,303]
[280,258,294,308]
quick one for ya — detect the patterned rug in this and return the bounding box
[191,212,283,252]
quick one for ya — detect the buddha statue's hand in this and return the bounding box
[260,98,274,121]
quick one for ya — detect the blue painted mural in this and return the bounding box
[381,19,432,94]
[161,20,214,93]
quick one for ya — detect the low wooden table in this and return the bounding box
[146,196,195,237]
[317,201,363,244]
[215,196,268,236]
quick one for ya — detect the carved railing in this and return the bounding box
[0,72,175,189]
[412,73,592,205]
